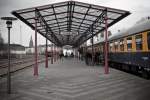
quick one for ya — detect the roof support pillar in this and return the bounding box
[56,47,58,61]
[104,10,109,74]
[60,47,63,61]
[54,45,56,62]
[51,43,53,64]
[57,47,59,60]
[35,9,61,46]
[45,29,48,68]
[34,10,38,76]
[91,27,94,66]
[83,42,87,61]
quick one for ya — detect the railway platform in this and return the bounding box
[0,58,150,100]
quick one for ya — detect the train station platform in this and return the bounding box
[0,58,150,100]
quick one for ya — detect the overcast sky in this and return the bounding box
[0,0,150,46]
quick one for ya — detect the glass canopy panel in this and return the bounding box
[107,12,121,19]
[73,13,85,19]
[21,12,35,19]
[59,22,67,26]
[83,20,93,25]
[57,13,67,19]
[54,6,67,13]
[74,6,87,14]
[44,16,55,21]
[85,15,97,21]
[72,22,80,26]
[39,9,54,16]
[50,24,58,27]
[72,17,82,23]
[58,18,67,23]
[81,24,90,27]
[88,9,102,16]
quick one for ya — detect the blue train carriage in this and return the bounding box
[108,19,150,78]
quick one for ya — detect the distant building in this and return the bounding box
[37,44,52,54]
[0,44,25,54]
[0,44,26,59]
[25,47,34,54]
[25,44,52,54]
[10,44,26,54]
[25,36,34,54]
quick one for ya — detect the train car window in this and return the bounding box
[99,46,101,52]
[127,37,132,51]
[120,39,124,51]
[101,45,103,52]
[148,32,150,50]
[135,34,142,50]
[109,43,113,52]
[114,41,118,51]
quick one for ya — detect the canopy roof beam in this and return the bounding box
[52,5,65,43]
[35,9,62,46]
[76,9,107,46]
[77,5,91,34]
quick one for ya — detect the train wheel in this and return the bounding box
[141,69,149,79]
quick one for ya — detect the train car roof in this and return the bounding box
[109,18,150,41]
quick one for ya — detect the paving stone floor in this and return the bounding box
[0,58,150,100]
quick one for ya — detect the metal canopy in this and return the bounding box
[12,1,130,47]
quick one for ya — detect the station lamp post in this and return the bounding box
[1,17,17,94]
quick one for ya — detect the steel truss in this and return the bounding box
[12,1,130,47]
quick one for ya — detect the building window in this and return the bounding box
[135,34,142,50]
[148,32,150,50]
[101,45,103,52]
[127,37,132,51]
[120,39,124,51]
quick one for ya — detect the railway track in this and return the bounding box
[0,56,49,77]
[0,56,44,69]
[0,55,38,65]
